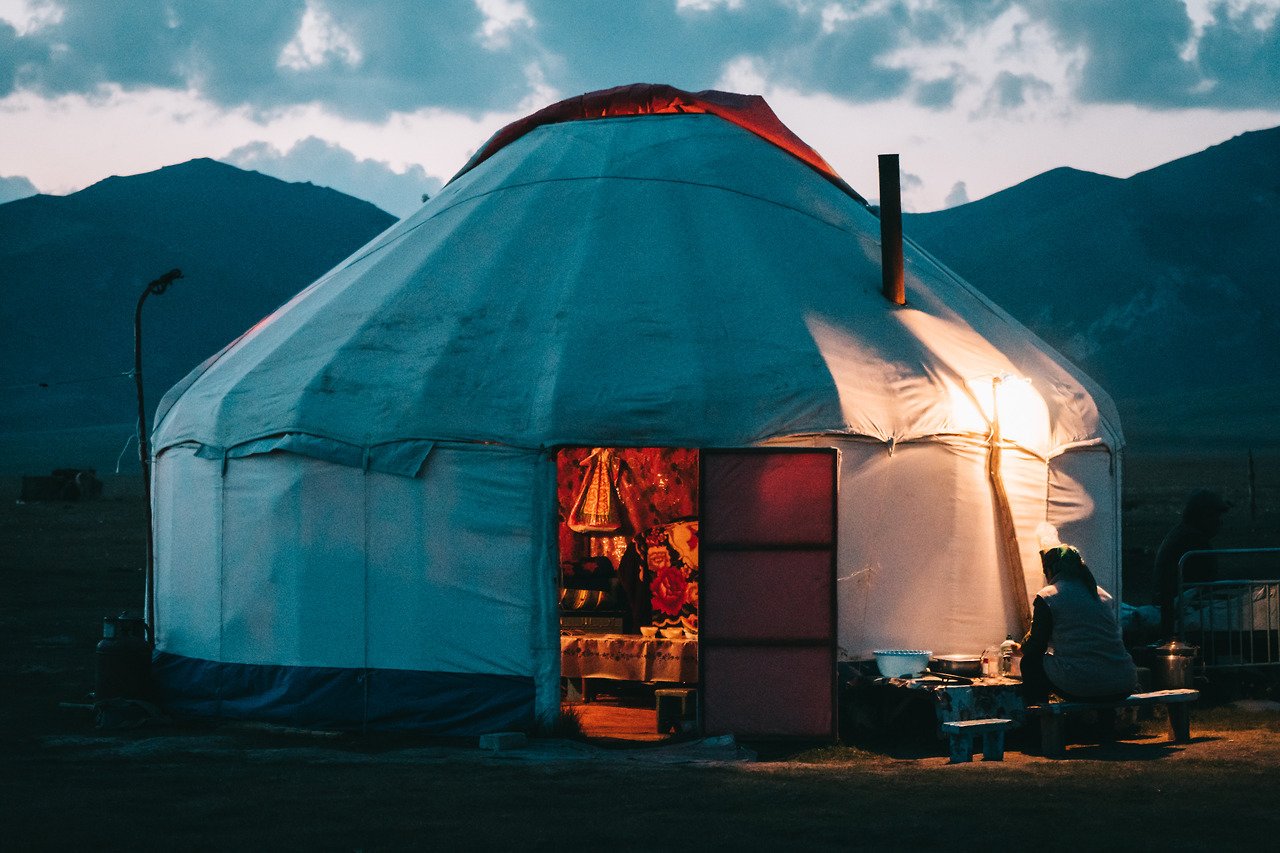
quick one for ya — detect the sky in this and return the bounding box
[2,0,1279,217]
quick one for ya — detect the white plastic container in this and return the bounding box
[872,649,932,678]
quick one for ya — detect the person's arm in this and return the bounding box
[1020,596,1052,658]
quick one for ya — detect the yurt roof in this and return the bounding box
[154,85,1122,474]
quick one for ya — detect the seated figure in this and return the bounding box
[1019,545,1138,702]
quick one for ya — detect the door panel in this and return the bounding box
[700,647,834,738]
[700,452,835,546]
[700,448,837,740]
[701,550,833,641]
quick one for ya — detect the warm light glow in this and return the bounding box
[950,373,1050,449]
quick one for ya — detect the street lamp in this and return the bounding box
[135,268,182,642]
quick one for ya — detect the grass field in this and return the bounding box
[3,454,1280,850]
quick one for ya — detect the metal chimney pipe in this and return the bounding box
[878,153,905,305]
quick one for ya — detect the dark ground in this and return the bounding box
[2,452,1280,850]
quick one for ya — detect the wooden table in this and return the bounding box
[872,674,1026,731]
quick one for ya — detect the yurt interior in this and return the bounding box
[556,447,701,740]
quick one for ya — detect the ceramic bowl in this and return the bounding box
[660,627,685,639]
[640,626,658,638]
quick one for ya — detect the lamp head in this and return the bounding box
[148,268,183,296]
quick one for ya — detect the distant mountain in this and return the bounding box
[0,159,395,469]
[906,127,1280,449]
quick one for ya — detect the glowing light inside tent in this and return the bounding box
[950,374,1050,449]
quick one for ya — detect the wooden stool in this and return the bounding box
[1025,689,1198,758]
[655,688,697,733]
[941,718,1015,763]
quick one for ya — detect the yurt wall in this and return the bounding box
[1047,446,1122,603]
[771,435,1118,659]
[152,442,560,731]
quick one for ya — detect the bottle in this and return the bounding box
[980,646,998,678]
[1000,634,1016,677]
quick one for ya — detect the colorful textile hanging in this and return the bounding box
[642,520,700,636]
[567,448,623,533]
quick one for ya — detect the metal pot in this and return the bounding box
[1153,639,1199,689]
[930,654,983,677]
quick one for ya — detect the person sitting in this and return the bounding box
[1019,545,1139,703]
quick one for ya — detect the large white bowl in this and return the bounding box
[872,649,932,678]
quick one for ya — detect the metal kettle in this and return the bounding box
[1153,638,1198,689]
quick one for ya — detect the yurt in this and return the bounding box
[149,84,1123,738]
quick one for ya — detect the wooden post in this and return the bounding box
[878,154,905,305]
[1041,714,1066,758]
[1168,703,1192,743]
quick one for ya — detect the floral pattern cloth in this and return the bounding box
[641,520,699,636]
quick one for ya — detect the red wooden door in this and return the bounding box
[699,448,838,740]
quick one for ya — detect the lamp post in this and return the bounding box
[135,268,183,643]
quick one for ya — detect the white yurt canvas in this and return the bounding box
[150,85,1122,734]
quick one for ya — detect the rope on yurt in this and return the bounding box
[986,383,1034,637]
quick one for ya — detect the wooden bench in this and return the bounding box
[1024,689,1199,757]
[940,718,1015,763]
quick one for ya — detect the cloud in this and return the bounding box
[1031,0,1201,105]
[0,16,45,97]
[2,0,1278,120]
[0,0,1011,119]
[1030,0,1280,108]
[522,0,800,95]
[986,70,1054,110]
[224,136,441,218]
[944,181,970,208]
[3,0,532,119]
[0,173,38,203]
[1197,2,1280,107]
[914,75,960,109]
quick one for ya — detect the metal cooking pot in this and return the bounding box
[930,654,983,677]
[1153,639,1199,689]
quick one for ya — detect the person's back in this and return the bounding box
[1038,580,1137,698]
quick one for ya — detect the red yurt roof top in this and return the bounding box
[451,83,865,203]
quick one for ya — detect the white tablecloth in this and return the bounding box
[560,633,698,683]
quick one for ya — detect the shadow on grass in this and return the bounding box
[1049,738,1194,761]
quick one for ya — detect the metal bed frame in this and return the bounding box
[1176,548,1280,669]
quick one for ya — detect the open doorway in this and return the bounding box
[557,447,700,742]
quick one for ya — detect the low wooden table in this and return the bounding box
[560,633,698,685]
[872,674,1025,731]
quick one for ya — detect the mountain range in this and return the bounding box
[905,126,1280,449]
[2,130,1277,473]
[0,159,395,471]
